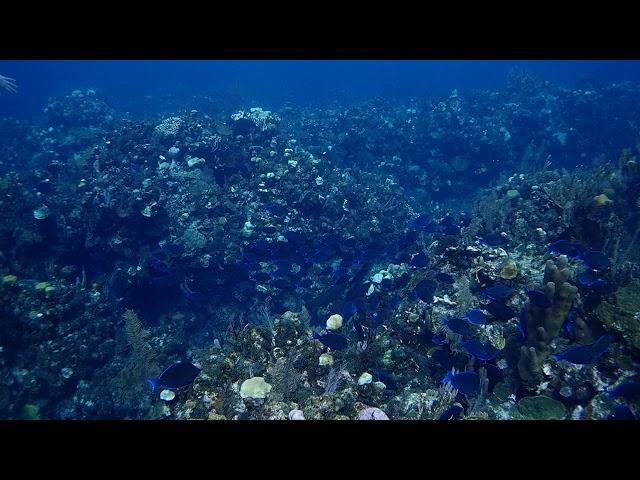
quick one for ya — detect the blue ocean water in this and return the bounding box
[1,59,640,420]
[2,60,640,118]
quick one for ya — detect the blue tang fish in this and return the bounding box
[525,287,552,309]
[442,317,473,336]
[413,279,436,303]
[263,202,287,217]
[547,240,587,258]
[442,370,480,395]
[609,404,636,420]
[481,283,514,301]
[459,339,500,361]
[147,362,201,392]
[373,371,397,390]
[579,250,611,272]
[313,331,348,350]
[609,380,640,400]
[435,272,455,285]
[481,363,503,392]
[432,332,448,346]
[409,252,429,268]
[553,334,613,364]
[577,269,611,291]
[431,348,456,369]
[464,308,487,325]
[481,233,505,247]
[438,403,464,420]
[483,301,516,321]
[340,301,358,320]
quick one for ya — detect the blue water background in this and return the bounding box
[1,60,640,119]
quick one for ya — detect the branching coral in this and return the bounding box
[124,309,144,356]
[268,350,308,403]
[454,275,474,312]
[536,165,613,228]
[475,190,512,233]
[323,366,345,395]
[113,310,158,414]
[518,256,578,387]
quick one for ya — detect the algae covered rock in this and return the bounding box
[596,282,640,349]
[318,353,334,366]
[2,274,17,286]
[492,382,514,402]
[499,259,518,280]
[19,403,41,420]
[514,395,566,420]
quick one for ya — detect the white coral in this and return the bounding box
[231,107,280,131]
[155,116,184,137]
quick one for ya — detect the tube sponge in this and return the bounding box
[518,256,578,387]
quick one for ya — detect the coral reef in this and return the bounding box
[1,73,640,420]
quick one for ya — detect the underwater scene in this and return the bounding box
[1,60,640,420]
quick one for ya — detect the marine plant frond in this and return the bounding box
[324,365,345,396]
[268,350,307,403]
[123,309,144,353]
[121,309,155,381]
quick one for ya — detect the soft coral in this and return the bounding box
[0,74,17,93]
